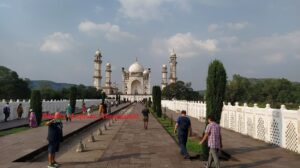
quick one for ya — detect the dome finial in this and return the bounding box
[136,57,138,62]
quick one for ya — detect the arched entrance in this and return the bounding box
[131,80,142,95]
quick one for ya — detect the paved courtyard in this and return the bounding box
[1,103,300,168]
[0,103,130,168]
[165,109,300,168]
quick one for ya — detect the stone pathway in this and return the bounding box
[0,118,28,131]
[165,109,300,168]
[94,103,202,168]
[0,103,130,168]
[10,103,203,168]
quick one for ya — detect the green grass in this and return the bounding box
[0,120,48,137]
[0,127,30,137]
[151,109,203,154]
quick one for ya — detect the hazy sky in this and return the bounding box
[1,0,300,90]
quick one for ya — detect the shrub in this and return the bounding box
[30,90,42,126]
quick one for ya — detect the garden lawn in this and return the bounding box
[153,111,203,154]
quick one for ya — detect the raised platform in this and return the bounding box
[0,103,131,168]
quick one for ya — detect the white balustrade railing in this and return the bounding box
[0,99,102,121]
[162,100,300,154]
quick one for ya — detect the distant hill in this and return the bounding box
[29,80,75,91]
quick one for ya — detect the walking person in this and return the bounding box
[82,103,87,114]
[3,102,10,122]
[65,104,72,122]
[17,103,23,119]
[29,109,38,128]
[174,110,192,159]
[141,105,150,130]
[199,115,222,168]
[107,102,111,114]
[45,112,63,168]
[98,103,104,118]
[103,102,108,115]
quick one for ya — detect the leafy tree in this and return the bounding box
[69,86,77,113]
[0,66,30,99]
[162,81,202,101]
[226,75,250,104]
[203,60,227,157]
[152,86,162,117]
[206,60,227,124]
[225,75,300,108]
[30,90,42,126]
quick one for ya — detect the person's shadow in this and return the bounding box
[189,154,200,160]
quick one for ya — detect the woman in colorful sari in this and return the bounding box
[82,103,87,114]
[29,109,38,128]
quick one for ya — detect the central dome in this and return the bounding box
[129,62,144,73]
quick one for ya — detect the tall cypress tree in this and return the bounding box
[152,86,157,111]
[202,59,227,157]
[69,86,77,113]
[152,86,162,117]
[156,87,162,117]
[206,60,227,124]
[30,90,42,126]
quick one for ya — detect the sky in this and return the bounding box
[0,0,300,90]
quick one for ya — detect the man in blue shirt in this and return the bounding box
[174,110,192,159]
[3,102,10,122]
[46,112,63,168]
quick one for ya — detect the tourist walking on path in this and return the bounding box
[65,104,72,122]
[98,103,104,118]
[82,103,87,114]
[174,110,192,159]
[45,112,63,168]
[107,102,111,114]
[3,102,10,122]
[141,105,150,129]
[103,102,108,115]
[17,103,23,119]
[29,109,37,128]
[199,115,222,168]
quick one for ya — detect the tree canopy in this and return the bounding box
[225,74,300,108]
[0,66,102,100]
[162,81,203,101]
[0,66,31,99]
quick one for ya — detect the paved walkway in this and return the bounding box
[0,103,130,168]
[0,118,28,131]
[96,103,202,168]
[5,103,204,168]
[165,109,300,168]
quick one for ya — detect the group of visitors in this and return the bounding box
[140,103,222,168]
[3,102,23,122]
[98,101,113,118]
[2,102,38,127]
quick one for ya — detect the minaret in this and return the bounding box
[169,49,177,84]
[161,64,168,89]
[105,63,112,88]
[93,49,102,90]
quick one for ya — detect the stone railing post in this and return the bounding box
[297,106,300,153]
[253,103,258,139]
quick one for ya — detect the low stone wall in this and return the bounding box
[162,100,300,154]
[0,99,101,121]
